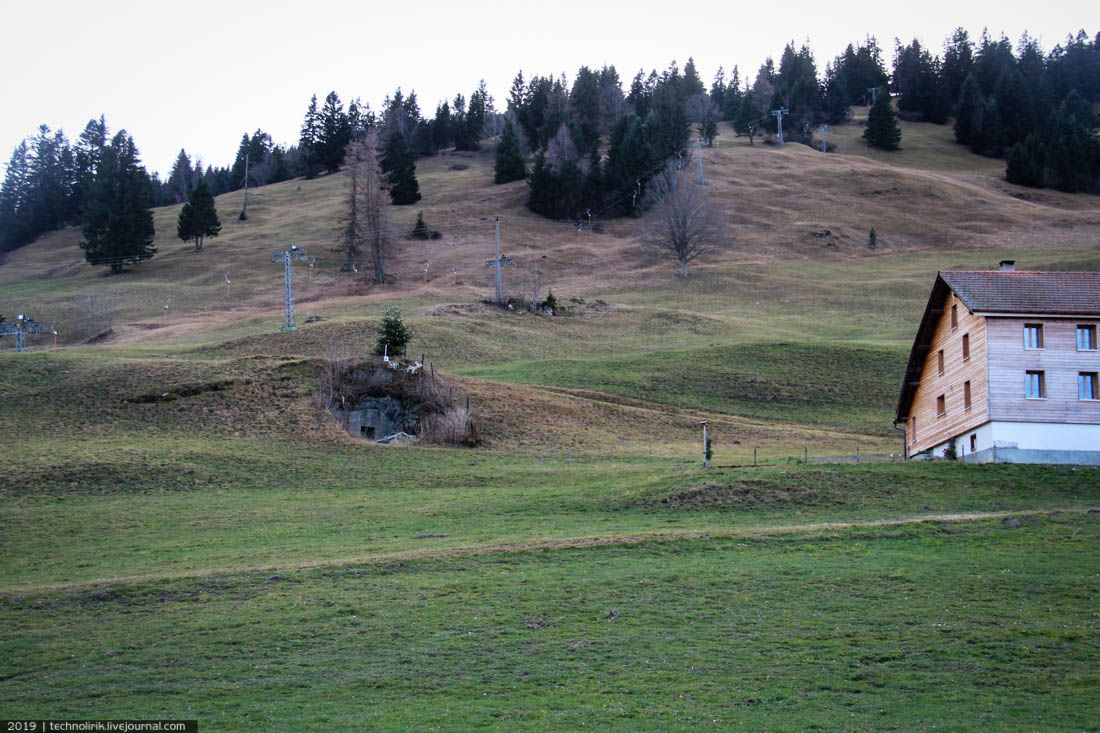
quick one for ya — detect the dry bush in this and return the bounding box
[419,406,479,446]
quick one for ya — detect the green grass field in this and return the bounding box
[3,113,1100,729]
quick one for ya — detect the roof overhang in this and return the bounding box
[894,274,952,423]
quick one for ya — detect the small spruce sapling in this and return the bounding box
[373,306,412,357]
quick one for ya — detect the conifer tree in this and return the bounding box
[863,88,902,150]
[298,95,321,178]
[80,132,156,273]
[1005,133,1045,187]
[373,306,412,356]
[953,73,982,145]
[494,119,526,184]
[176,178,221,251]
[380,130,421,205]
[318,91,352,173]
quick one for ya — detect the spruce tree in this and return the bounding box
[1005,134,1045,187]
[298,95,321,178]
[863,89,902,150]
[176,178,221,251]
[380,130,421,205]
[80,132,156,273]
[373,306,412,356]
[318,91,351,173]
[494,119,526,184]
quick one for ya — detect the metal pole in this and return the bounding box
[15,327,25,353]
[494,216,503,304]
[241,153,250,220]
[694,139,704,185]
[701,421,710,468]
[283,252,295,331]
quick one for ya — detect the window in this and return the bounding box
[910,416,916,441]
[970,434,977,453]
[950,304,958,329]
[936,394,946,416]
[1025,370,1046,399]
[937,349,945,375]
[1079,325,1097,351]
[1024,324,1043,349]
[962,333,970,360]
[964,381,972,411]
[1080,372,1099,401]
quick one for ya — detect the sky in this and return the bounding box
[0,0,1094,176]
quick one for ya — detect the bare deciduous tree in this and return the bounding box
[645,165,727,278]
[339,142,365,272]
[345,131,391,284]
[687,94,720,147]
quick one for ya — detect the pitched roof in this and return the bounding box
[895,269,1100,423]
[940,270,1100,316]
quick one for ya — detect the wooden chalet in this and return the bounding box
[895,262,1100,464]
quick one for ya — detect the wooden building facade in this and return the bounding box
[895,263,1100,464]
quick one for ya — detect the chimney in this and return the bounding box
[999,260,1016,272]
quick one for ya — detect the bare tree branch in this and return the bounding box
[645,165,727,277]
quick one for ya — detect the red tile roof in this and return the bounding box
[940,270,1100,316]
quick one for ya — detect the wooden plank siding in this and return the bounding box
[906,292,990,454]
[986,317,1100,423]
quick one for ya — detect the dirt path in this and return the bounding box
[3,508,1087,597]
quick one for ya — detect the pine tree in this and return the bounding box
[380,130,421,205]
[176,178,221,251]
[863,89,902,150]
[0,142,31,252]
[494,119,526,184]
[80,132,156,273]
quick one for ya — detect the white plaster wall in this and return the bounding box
[989,421,1100,452]
[928,421,994,458]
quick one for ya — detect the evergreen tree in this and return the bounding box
[1005,133,1045,187]
[0,142,31,251]
[166,149,194,204]
[941,28,974,105]
[863,89,902,149]
[954,73,982,145]
[569,66,602,155]
[373,306,412,356]
[298,94,321,178]
[1043,91,1100,192]
[176,178,221,251]
[80,131,156,273]
[494,118,526,184]
[681,57,705,96]
[318,91,352,173]
[379,130,421,205]
[432,101,452,151]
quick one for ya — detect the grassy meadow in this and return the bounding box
[2,111,1100,729]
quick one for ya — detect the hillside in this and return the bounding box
[3,112,1100,731]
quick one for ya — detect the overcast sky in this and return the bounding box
[0,0,1094,176]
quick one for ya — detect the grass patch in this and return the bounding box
[460,342,907,435]
[2,515,1098,730]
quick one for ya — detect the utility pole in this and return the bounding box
[0,314,50,353]
[818,124,830,153]
[271,244,308,331]
[700,420,711,468]
[494,216,503,303]
[484,216,515,305]
[239,153,250,221]
[693,139,704,185]
[866,87,878,106]
[771,107,789,144]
